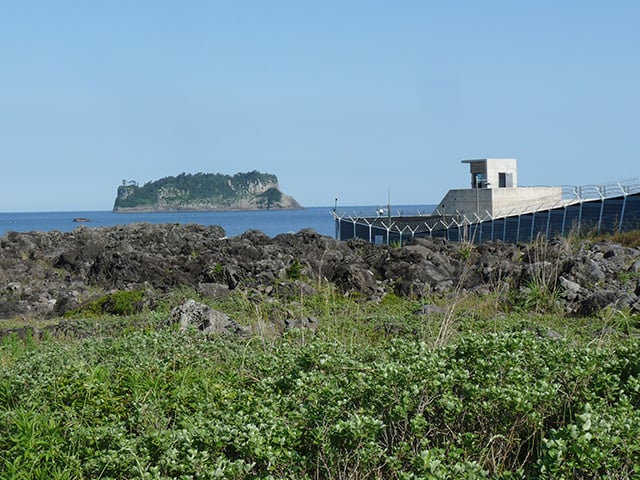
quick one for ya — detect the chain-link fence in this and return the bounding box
[334,178,640,244]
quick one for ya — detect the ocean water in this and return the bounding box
[0,205,436,239]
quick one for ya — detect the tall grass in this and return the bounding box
[516,234,563,314]
[595,229,640,248]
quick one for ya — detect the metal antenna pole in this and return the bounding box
[387,189,391,220]
[475,174,480,215]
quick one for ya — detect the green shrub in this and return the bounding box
[285,258,304,280]
[3,290,640,478]
[64,289,145,317]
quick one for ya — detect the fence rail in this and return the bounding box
[334,177,640,244]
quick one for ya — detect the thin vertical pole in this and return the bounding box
[503,216,507,242]
[530,212,535,242]
[597,198,605,234]
[333,198,339,239]
[578,201,584,234]
[619,193,628,233]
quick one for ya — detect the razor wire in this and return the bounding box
[333,177,640,244]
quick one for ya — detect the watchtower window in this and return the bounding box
[499,172,513,188]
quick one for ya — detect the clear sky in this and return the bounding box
[1,1,638,212]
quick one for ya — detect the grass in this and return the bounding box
[2,283,640,479]
[595,229,640,249]
[566,226,640,250]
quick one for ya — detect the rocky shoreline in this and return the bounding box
[1,223,639,323]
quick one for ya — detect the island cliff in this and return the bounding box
[113,171,302,212]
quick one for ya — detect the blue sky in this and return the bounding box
[1,1,638,212]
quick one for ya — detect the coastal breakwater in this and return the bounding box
[0,223,639,325]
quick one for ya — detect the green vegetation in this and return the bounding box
[566,227,640,250]
[285,258,304,280]
[63,290,146,317]
[254,187,283,209]
[114,171,280,209]
[595,229,640,249]
[2,287,640,478]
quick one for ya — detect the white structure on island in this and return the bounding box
[436,158,564,218]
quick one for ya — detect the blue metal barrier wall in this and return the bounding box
[335,189,640,244]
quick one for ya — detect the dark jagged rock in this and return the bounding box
[0,301,31,318]
[1,224,640,321]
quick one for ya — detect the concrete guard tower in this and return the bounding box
[437,158,563,217]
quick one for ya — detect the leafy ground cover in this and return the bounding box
[1,288,640,479]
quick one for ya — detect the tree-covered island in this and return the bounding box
[113,171,302,212]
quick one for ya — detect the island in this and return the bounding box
[113,171,302,212]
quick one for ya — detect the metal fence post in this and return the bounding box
[502,215,507,242]
[597,186,605,233]
[619,187,629,232]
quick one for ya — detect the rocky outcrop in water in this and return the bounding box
[1,223,639,321]
[113,171,302,212]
